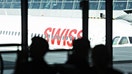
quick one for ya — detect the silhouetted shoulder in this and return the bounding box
[62,37,91,74]
[14,36,57,74]
[91,44,123,74]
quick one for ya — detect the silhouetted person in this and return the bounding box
[57,37,92,74]
[14,36,56,74]
[91,44,123,74]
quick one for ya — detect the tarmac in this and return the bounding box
[2,60,132,74]
[1,52,132,74]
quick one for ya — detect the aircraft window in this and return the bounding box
[0,31,2,34]
[38,33,40,36]
[62,36,64,40]
[129,37,132,44]
[48,34,50,38]
[33,33,36,37]
[70,36,72,41]
[113,36,120,45]
[9,31,11,35]
[31,33,33,37]
[18,32,20,36]
[66,36,68,40]
[33,33,38,37]
[36,33,38,36]
[6,31,8,35]
[3,31,5,34]
[15,32,17,36]
[12,31,14,35]
[43,34,46,38]
[119,37,128,45]
[34,33,37,37]
[41,34,43,38]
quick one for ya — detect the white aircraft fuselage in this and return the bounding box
[0,15,132,51]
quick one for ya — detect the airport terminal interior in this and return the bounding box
[0,0,132,74]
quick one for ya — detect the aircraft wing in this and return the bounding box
[115,9,132,23]
[115,14,132,23]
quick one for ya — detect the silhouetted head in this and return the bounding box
[91,44,110,67]
[29,37,49,59]
[72,37,90,58]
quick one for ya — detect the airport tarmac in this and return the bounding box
[1,52,132,74]
[2,62,132,74]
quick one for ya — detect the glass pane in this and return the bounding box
[33,0,41,2]
[15,0,20,2]
[51,2,62,9]
[90,2,98,10]
[28,0,32,2]
[0,3,3,8]
[74,1,80,9]
[99,1,105,10]
[0,0,4,2]
[115,0,127,1]
[3,3,11,8]
[6,0,13,2]
[41,0,49,2]
[89,0,99,1]
[44,1,51,9]
[12,3,21,8]
[41,2,50,9]
[127,2,132,9]
[63,2,73,9]
[31,2,40,9]
[113,2,127,10]
[28,2,31,8]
